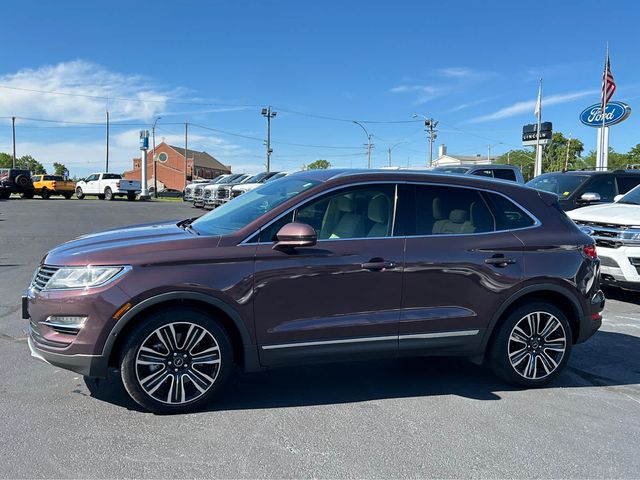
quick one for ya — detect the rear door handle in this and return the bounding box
[362,259,396,271]
[485,255,516,267]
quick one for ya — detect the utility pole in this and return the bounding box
[261,107,277,171]
[152,117,161,198]
[413,114,438,167]
[487,144,491,162]
[105,110,110,172]
[184,122,189,188]
[11,116,16,168]
[507,151,511,164]
[564,133,572,171]
[352,121,373,168]
[387,141,407,167]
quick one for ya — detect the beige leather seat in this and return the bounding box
[320,195,366,239]
[367,194,390,237]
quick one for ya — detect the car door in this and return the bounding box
[252,183,404,366]
[398,183,527,354]
[84,174,99,193]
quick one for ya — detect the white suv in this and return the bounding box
[568,185,640,290]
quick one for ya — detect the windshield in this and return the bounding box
[619,185,640,205]
[433,166,470,174]
[191,176,321,235]
[527,174,589,197]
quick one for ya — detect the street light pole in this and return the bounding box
[413,114,438,167]
[261,107,277,172]
[387,141,408,166]
[352,120,373,168]
[152,117,162,198]
[11,116,16,168]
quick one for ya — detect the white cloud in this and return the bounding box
[438,67,474,78]
[468,89,598,123]
[389,84,445,104]
[0,60,172,123]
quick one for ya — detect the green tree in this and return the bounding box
[541,132,585,172]
[53,162,68,176]
[494,149,536,181]
[582,148,632,170]
[304,159,331,170]
[0,153,46,173]
[0,152,12,168]
[628,143,640,165]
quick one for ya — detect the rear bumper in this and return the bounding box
[575,289,605,343]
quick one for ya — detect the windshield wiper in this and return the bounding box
[177,218,200,235]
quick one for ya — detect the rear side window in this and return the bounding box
[484,193,536,230]
[412,185,495,235]
[617,176,640,194]
[493,169,517,182]
[103,173,122,180]
[472,169,494,178]
[586,176,616,202]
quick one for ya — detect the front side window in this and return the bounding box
[617,176,640,195]
[295,184,395,240]
[586,176,616,202]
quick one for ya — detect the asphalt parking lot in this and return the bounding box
[1,197,639,478]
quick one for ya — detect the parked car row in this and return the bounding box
[184,171,289,209]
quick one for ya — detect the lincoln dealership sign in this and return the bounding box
[580,101,631,127]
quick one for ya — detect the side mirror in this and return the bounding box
[580,192,601,203]
[614,194,624,202]
[273,222,317,251]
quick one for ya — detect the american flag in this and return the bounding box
[601,55,616,110]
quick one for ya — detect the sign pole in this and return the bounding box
[139,130,150,200]
[534,79,543,177]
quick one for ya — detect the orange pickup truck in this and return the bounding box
[31,175,76,199]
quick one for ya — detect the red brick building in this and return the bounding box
[124,142,231,191]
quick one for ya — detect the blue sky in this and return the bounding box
[0,0,639,177]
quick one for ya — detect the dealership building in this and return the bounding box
[123,142,231,191]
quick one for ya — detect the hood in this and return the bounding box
[567,203,640,226]
[233,183,260,191]
[44,220,221,266]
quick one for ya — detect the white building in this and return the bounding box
[432,145,498,167]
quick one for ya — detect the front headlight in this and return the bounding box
[46,266,130,290]
[621,228,640,245]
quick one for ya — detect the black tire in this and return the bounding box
[489,302,572,388]
[104,187,113,201]
[120,308,233,414]
[41,187,50,199]
[98,194,105,200]
[127,193,136,201]
[21,190,34,199]
[63,192,73,200]
[76,187,84,199]
[0,188,10,200]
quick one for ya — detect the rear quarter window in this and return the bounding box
[617,176,640,194]
[484,192,536,230]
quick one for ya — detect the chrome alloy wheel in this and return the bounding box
[135,322,221,405]
[507,311,567,380]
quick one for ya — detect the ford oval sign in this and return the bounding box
[580,101,631,127]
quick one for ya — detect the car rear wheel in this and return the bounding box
[489,302,572,387]
[0,189,10,199]
[120,308,233,414]
[63,192,73,200]
[21,190,34,199]
[127,193,136,201]
[76,187,84,199]
[41,188,50,199]
[104,187,114,201]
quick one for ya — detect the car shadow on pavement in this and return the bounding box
[83,329,640,414]
[602,286,640,305]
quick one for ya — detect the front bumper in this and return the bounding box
[597,245,640,289]
[28,334,108,377]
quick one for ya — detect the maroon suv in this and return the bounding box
[24,170,604,413]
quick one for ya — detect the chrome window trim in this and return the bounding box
[261,329,480,350]
[241,180,541,245]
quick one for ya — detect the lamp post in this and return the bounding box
[352,120,373,168]
[152,117,162,198]
[261,107,277,172]
[387,141,408,166]
[413,114,438,167]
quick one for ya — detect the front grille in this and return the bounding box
[218,188,230,199]
[194,187,203,197]
[231,190,243,198]
[30,265,60,294]
[575,221,627,249]
[204,190,212,198]
[185,187,193,195]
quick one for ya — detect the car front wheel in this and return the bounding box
[76,187,84,199]
[489,302,572,387]
[120,308,233,414]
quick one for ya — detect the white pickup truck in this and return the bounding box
[568,185,640,291]
[75,173,141,201]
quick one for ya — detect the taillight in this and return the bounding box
[582,244,598,259]
[51,181,57,189]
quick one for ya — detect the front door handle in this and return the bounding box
[362,258,396,271]
[485,255,516,268]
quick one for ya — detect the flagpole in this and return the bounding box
[600,43,608,170]
[534,78,543,177]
